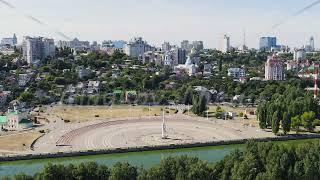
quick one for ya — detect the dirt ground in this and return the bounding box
[0,131,42,152]
[49,106,176,123]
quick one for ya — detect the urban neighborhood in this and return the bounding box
[1,0,320,179]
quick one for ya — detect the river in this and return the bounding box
[0,138,318,177]
[0,144,243,177]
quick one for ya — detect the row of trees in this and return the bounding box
[6,141,320,180]
[257,85,320,134]
[192,95,208,116]
[183,87,208,116]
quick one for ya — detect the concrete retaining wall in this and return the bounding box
[1,134,320,162]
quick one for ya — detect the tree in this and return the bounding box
[291,116,302,133]
[198,95,208,116]
[257,102,267,129]
[96,165,110,180]
[192,95,200,115]
[13,173,33,180]
[192,95,207,116]
[109,162,137,180]
[282,112,291,135]
[216,106,224,113]
[183,87,194,105]
[19,92,34,103]
[218,59,223,72]
[272,111,280,134]
[301,111,316,132]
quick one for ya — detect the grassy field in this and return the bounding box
[0,131,42,152]
[50,106,177,123]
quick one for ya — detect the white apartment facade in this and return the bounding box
[228,68,246,79]
[265,54,284,81]
[22,36,55,65]
[124,37,154,58]
[222,35,230,53]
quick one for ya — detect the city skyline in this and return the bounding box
[0,0,320,48]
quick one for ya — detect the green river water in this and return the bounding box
[0,139,319,177]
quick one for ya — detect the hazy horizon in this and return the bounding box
[1,0,319,49]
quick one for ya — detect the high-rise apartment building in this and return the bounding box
[181,40,192,52]
[265,54,284,81]
[1,34,17,46]
[162,42,171,52]
[192,41,204,51]
[293,48,306,61]
[310,36,315,51]
[222,35,230,53]
[171,47,187,65]
[259,37,277,51]
[56,38,90,50]
[43,38,55,58]
[305,36,315,52]
[22,36,55,65]
[124,37,154,58]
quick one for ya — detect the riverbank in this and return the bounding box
[1,134,320,162]
[1,137,319,177]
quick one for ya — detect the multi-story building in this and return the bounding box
[4,107,33,131]
[101,40,115,54]
[192,41,204,51]
[142,51,164,65]
[43,38,55,58]
[259,37,277,51]
[18,74,31,87]
[162,42,171,52]
[56,40,70,48]
[22,37,43,64]
[77,66,92,79]
[0,45,15,55]
[57,38,90,50]
[181,40,203,52]
[124,37,154,58]
[163,51,174,66]
[265,54,284,81]
[228,68,246,79]
[310,36,315,52]
[87,81,100,94]
[1,34,17,46]
[22,36,55,65]
[90,41,100,51]
[181,40,190,51]
[172,47,187,65]
[112,40,126,49]
[293,48,306,61]
[305,36,315,52]
[222,35,230,53]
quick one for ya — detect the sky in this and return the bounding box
[0,0,320,49]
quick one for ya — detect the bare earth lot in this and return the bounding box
[0,131,42,154]
[50,106,176,123]
[30,105,274,153]
[0,105,272,155]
